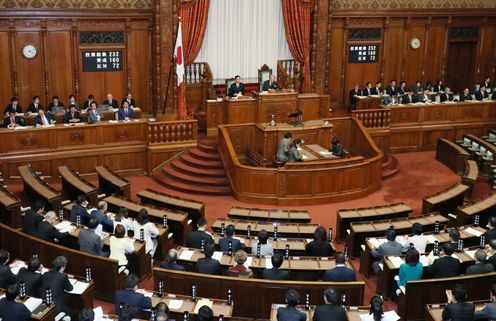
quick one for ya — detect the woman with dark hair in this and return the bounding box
[132,209,159,256]
[113,207,133,235]
[109,224,135,274]
[306,226,334,257]
[397,248,422,292]
[369,296,384,321]
[331,138,345,158]
[287,139,303,162]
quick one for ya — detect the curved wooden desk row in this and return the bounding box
[0,183,21,228]
[456,190,496,227]
[19,165,62,212]
[336,203,412,241]
[0,222,124,301]
[211,218,319,238]
[95,165,131,199]
[460,133,495,174]
[226,206,311,223]
[218,117,384,205]
[152,268,365,319]
[462,160,479,198]
[422,183,469,216]
[435,138,470,175]
[58,165,99,206]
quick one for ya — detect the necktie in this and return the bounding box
[42,116,47,125]
[11,117,15,124]
[125,109,127,116]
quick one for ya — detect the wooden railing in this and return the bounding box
[277,59,301,91]
[351,108,391,128]
[147,119,198,144]
[185,62,212,84]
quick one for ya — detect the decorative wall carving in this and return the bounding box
[448,26,479,38]
[348,28,381,39]
[0,0,152,9]
[332,0,496,10]
[80,31,124,44]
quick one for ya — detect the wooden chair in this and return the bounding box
[225,77,236,97]
[258,64,272,91]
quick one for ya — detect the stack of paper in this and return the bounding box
[67,279,89,295]
[388,256,404,268]
[24,297,42,312]
[265,256,273,269]
[465,250,477,259]
[60,225,76,234]
[10,260,27,275]
[368,238,383,248]
[179,250,194,260]
[168,299,183,310]
[212,251,223,261]
[464,227,483,237]
[55,220,72,231]
[420,255,430,267]
[245,256,253,267]
[426,235,438,243]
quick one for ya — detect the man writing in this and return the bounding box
[228,75,245,97]
[262,75,280,91]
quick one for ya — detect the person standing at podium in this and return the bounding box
[288,139,303,162]
[228,75,245,97]
[276,132,292,163]
[262,75,280,91]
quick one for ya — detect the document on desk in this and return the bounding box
[212,251,223,261]
[368,238,383,249]
[420,255,430,267]
[179,250,195,260]
[67,279,89,294]
[388,256,404,268]
[464,227,483,237]
[265,256,273,269]
[302,155,308,160]
[426,235,439,244]
[244,256,253,267]
[359,310,400,321]
[60,225,76,234]
[10,260,27,275]
[55,220,72,231]
[24,297,43,312]
[465,250,477,259]
[168,299,183,310]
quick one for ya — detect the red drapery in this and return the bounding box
[179,0,210,65]
[281,0,313,93]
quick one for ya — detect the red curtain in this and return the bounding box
[281,0,313,93]
[179,0,210,65]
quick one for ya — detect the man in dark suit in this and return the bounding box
[262,253,289,280]
[440,87,454,102]
[47,96,64,112]
[115,274,152,315]
[34,109,54,127]
[488,240,496,270]
[41,256,74,314]
[481,76,492,89]
[460,88,473,102]
[397,81,407,96]
[219,224,245,253]
[194,242,221,275]
[262,75,280,91]
[186,217,213,249]
[412,81,423,95]
[0,284,31,321]
[78,218,105,256]
[428,243,460,278]
[103,93,119,109]
[385,80,397,96]
[16,256,42,297]
[442,284,475,321]
[37,211,69,243]
[475,283,496,320]
[276,289,306,321]
[4,96,23,115]
[313,288,347,321]
[63,105,81,124]
[159,249,185,271]
[417,89,432,103]
[90,201,114,233]
[82,94,96,110]
[466,250,494,275]
[23,200,45,237]
[371,229,403,273]
[484,217,496,243]
[4,110,25,128]
[122,93,136,108]
[349,83,361,111]
[322,252,356,282]
[362,82,373,96]
[27,95,43,113]
[118,101,134,120]
[432,79,444,93]
[228,75,245,97]
[401,90,415,104]
[0,249,16,289]
[371,81,382,95]
[69,195,91,225]
[475,86,489,101]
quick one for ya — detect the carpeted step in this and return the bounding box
[170,159,226,178]
[189,148,221,161]
[163,165,229,186]
[382,154,400,179]
[154,173,232,196]
[179,153,224,169]
[197,143,219,154]
[382,153,393,168]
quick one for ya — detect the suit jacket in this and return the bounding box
[41,269,73,314]
[440,93,454,102]
[276,137,291,162]
[83,100,96,109]
[428,256,460,278]
[442,302,475,321]
[159,261,185,271]
[417,93,431,103]
[34,113,54,126]
[27,103,43,113]
[23,209,43,236]
[78,228,104,256]
[484,229,496,243]
[489,253,496,271]
[475,91,489,101]
[47,102,65,111]
[277,306,307,321]
[4,103,22,114]
[4,115,24,128]
[371,240,403,258]
[118,107,134,120]
[69,204,91,226]
[412,86,424,94]
[432,85,444,92]
[115,289,152,315]
[0,298,31,321]
[371,87,382,95]
[397,87,407,95]
[331,143,345,158]
[262,268,289,280]
[313,304,347,321]
[386,86,397,96]
[262,80,280,91]
[194,257,222,275]
[16,267,42,297]
[219,236,245,253]
[401,94,415,104]
[361,88,372,96]
[102,99,119,109]
[228,82,245,97]
[460,93,473,101]
[87,109,103,124]
[185,230,213,249]
[121,98,136,107]
[322,265,356,282]
[63,111,81,124]
[287,146,302,162]
[474,301,496,320]
[349,89,361,107]
[0,264,16,289]
[90,209,114,232]
[465,262,494,275]
[37,220,68,242]
[306,240,334,257]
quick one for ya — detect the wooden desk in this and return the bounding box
[435,138,470,175]
[95,165,130,198]
[151,293,233,318]
[18,165,62,212]
[58,165,98,206]
[153,267,365,319]
[227,206,311,223]
[422,183,469,216]
[425,302,487,321]
[20,108,143,126]
[0,288,56,321]
[354,96,383,110]
[462,133,496,174]
[0,184,22,228]
[457,191,496,227]
[212,218,319,238]
[462,160,478,198]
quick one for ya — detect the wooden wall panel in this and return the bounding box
[0,31,12,108]
[478,23,496,84]
[16,31,44,108]
[423,25,446,83]
[328,21,344,107]
[47,31,74,102]
[383,24,405,84]
[403,25,426,86]
[128,28,151,111]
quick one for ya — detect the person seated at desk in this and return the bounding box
[197,306,214,321]
[276,132,292,163]
[27,95,43,113]
[83,94,96,110]
[34,109,54,127]
[262,253,289,280]
[132,209,159,256]
[442,284,475,321]
[69,194,91,225]
[362,296,384,321]
[484,217,496,243]
[4,110,24,128]
[362,82,373,96]
[109,224,136,274]
[90,201,114,233]
[412,80,424,95]
[371,229,403,274]
[64,105,81,124]
[448,228,461,249]
[0,249,16,289]
[322,252,356,282]
[276,289,306,321]
[37,211,69,243]
[417,88,432,103]
[78,217,105,256]
[47,96,64,112]
[465,250,494,275]
[396,248,423,295]
[159,249,185,271]
[251,229,274,256]
[440,87,454,102]
[79,308,95,321]
[227,250,253,278]
[383,93,400,106]
[401,222,428,253]
[385,80,397,96]
[113,207,134,235]
[68,94,80,110]
[4,96,22,115]
[122,92,136,108]
[185,217,213,249]
[475,86,490,101]
[475,283,496,320]
[287,139,303,162]
[0,284,31,321]
[16,256,42,297]
[330,138,345,158]
[87,102,103,124]
[428,243,460,278]
[115,274,152,315]
[103,93,119,109]
[460,88,474,102]
[306,225,334,257]
[41,256,74,315]
[401,90,416,104]
[228,75,245,97]
[262,74,281,91]
[371,81,382,95]
[194,242,222,275]
[23,199,45,237]
[118,101,134,120]
[481,76,492,90]
[488,240,496,270]
[397,80,407,96]
[313,288,347,321]
[219,224,245,253]
[349,83,361,111]
[433,79,444,93]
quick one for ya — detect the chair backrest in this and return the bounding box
[258,64,272,91]
[225,78,236,96]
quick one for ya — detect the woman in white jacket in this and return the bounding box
[133,208,159,256]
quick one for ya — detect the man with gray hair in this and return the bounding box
[159,249,185,271]
[41,256,73,314]
[465,249,494,275]
[36,211,69,243]
[90,201,114,232]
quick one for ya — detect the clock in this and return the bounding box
[410,37,421,50]
[22,44,37,59]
